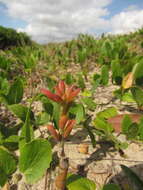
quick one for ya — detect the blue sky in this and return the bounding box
[0,2,27,29]
[106,0,143,18]
[0,0,143,43]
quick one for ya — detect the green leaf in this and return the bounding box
[8,104,34,122]
[127,123,139,140]
[121,165,143,189]
[0,147,17,187]
[66,174,96,190]
[131,87,143,107]
[102,184,121,190]
[70,104,85,124]
[78,74,85,90]
[91,74,101,92]
[93,117,113,133]
[122,91,135,103]
[81,97,96,111]
[42,97,53,115]
[97,107,118,119]
[20,109,34,144]
[121,115,132,134]
[7,78,23,105]
[19,139,52,184]
[3,135,19,151]
[111,60,123,85]
[65,73,74,85]
[36,112,50,126]
[100,65,109,86]
[133,61,143,81]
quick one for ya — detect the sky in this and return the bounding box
[0,0,143,43]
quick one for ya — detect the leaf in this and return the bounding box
[65,73,74,85]
[20,109,34,144]
[111,59,123,85]
[3,135,19,151]
[121,115,132,134]
[8,104,34,122]
[0,147,17,187]
[70,104,85,124]
[36,112,50,126]
[81,97,96,111]
[121,165,143,189]
[131,87,143,107]
[102,184,121,190]
[127,123,139,140]
[7,78,23,105]
[91,74,101,92]
[94,117,113,133]
[19,139,52,184]
[41,97,53,115]
[132,61,143,81]
[97,107,118,119]
[100,65,109,86]
[121,91,135,103]
[122,72,134,89]
[78,74,85,90]
[66,174,96,190]
[108,114,142,133]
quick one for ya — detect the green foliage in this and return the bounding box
[69,103,85,124]
[19,139,52,184]
[102,184,121,190]
[0,147,17,187]
[131,87,143,108]
[66,174,96,190]
[100,65,109,85]
[0,25,32,49]
[9,104,34,122]
[7,78,24,105]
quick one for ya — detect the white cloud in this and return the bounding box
[110,9,143,35]
[1,0,143,43]
[0,0,111,43]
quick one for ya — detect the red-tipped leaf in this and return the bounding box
[41,88,62,103]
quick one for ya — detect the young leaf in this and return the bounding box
[19,139,52,184]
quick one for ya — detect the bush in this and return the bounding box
[0,25,32,49]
